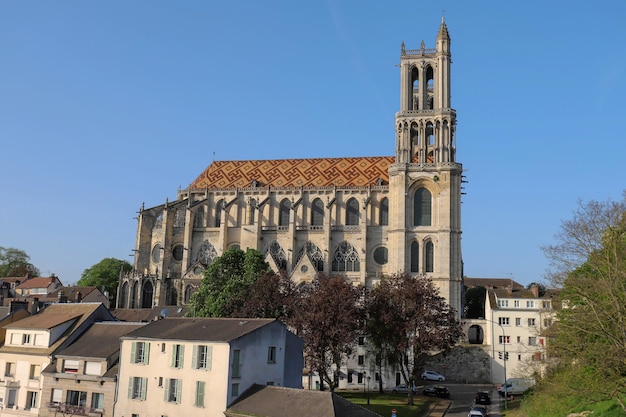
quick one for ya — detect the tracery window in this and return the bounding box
[269,241,287,270]
[154,212,163,229]
[413,188,432,226]
[311,198,324,226]
[197,241,217,266]
[296,241,324,272]
[331,242,360,272]
[248,199,256,225]
[194,206,206,227]
[346,198,359,226]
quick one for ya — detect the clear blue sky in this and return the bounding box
[2,1,625,287]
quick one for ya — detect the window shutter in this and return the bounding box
[171,347,176,367]
[143,343,150,364]
[192,346,198,369]
[206,346,213,371]
[176,380,182,404]
[128,377,133,399]
[179,345,184,368]
[196,381,205,407]
[141,378,147,400]
[130,342,137,363]
[164,379,170,401]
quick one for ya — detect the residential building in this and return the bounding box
[114,317,303,417]
[117,19,464,315]
[45,286,111,308]
[0,303,113,415]
[14,276,62,297]
[40,321,146,417]
[464,282,559,384]
[225,384,383,417]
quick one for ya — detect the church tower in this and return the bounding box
[388,18,463,313]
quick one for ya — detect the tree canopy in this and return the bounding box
[0,246,40,278]
[526,193,626,414]
[287,274,365,392]
[78,258,132,307]
[366,274,463,404]
[463,286,486,319]
[189,247,272,317]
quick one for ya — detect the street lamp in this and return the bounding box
[481,317,508,410]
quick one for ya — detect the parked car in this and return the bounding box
[498,378,535,396]
[391,384,417,394]
[470,405,488,417]
[475,390,491,405]
[468,411,484,417]
[423,385,450,398]
[421,370,445,381]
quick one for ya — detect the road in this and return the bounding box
[423,383,503,417]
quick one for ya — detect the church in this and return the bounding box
[117,20,464,315]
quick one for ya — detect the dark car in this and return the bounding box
[423,385,450,398]
[475,390,491,405]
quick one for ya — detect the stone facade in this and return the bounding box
[118,20,463,316]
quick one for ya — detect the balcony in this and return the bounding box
[47,403,103,416]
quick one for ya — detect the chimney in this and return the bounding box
[29,297,39,314]
[530,284,539,298]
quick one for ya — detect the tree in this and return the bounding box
[532,193,626,413]
[78,258,131,307]
[189,247,271,317]
[366,274,463,405]
[0,246,40,278]
[231,271,296,320]
[287,274,365,392]
[464,286,486,319]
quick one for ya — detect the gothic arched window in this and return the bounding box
[141,281,153,308]
[311,198,324,227]
[279,199,291,226]
[215,200,223,227]
[197,241,217,266]
[425,241,434,273]
[410,241,419,273]
[413,188,432,226]
[269,241,287,270]
[379,198,389,226]
[184,284,194,303]
[346,198,359,226]
[120,281,129,309]
[331,242,360,272]
[248,199,256,225]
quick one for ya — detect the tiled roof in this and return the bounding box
[3,303,104,330]
[15,276,60,289]
[121,317,276,342]
[110,306,188,322]
[226,384,383,417]
[56,322,146,359]
[189,156,394,189]
[464,277,525,291]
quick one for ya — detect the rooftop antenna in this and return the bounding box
[213,151,216,162]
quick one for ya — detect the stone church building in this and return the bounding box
[117,20,464,316]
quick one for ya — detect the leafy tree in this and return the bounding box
[231,271,296,319]
[532,193,626,413]
[463,286,486,319]
[189,247,271,317]
[287,274,365,392]
[366,274,463,405]
[0,247,40,278]
[78,258,132,307]
[526,281,546,296]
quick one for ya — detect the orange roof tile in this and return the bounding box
[15,276,60,289]
[189,156,394,189]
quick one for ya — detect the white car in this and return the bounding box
[421,370,445,381]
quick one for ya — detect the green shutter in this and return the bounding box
[144,343,150,364]
[196,381,205,407]
[164,379,170,401]
[130,342,137,363]
[179,345,184,368]
[192,345,198,369]
[176,379,182,404]
[141,377,147,400]
[206,346,213,371]
[128,377,133,399]
[171,346,176,367]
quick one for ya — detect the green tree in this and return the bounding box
[78,258,132,307]
[366,274,463,405]
[463,286,486,319]
[231,271,296,319]
[189,247,271,317]
[529,193,626,414]
[287,274,365,392]
[0,246,40,278]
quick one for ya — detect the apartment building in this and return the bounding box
[114,317,303,417]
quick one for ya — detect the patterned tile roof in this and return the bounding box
[189,156,395,189]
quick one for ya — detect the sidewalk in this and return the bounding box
[426,399,451,417]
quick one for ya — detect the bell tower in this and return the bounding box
[388,18,463,314]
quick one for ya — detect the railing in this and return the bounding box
[47,403,103,416]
